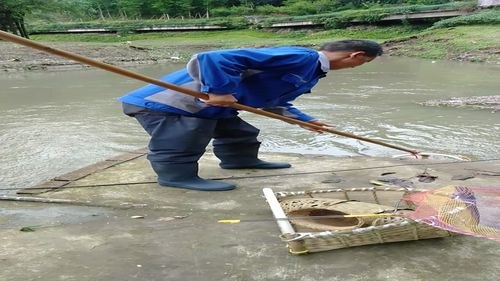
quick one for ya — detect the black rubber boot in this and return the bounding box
[150,162,235,191]
[215,143,291,170]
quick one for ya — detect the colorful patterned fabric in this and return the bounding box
[404,186,500,241]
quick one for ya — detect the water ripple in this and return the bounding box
[1,58,499,192]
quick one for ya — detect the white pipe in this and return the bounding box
[262,188,295,235]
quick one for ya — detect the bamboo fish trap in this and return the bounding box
[263,187,453,255]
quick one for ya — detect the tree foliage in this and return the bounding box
[0,0,42,37]
[23,0,465,21]
[0,0,76,37]
[0,0,472,37]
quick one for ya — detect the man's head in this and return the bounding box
[319,39,383,70]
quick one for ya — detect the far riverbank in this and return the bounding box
[0,24,498,72]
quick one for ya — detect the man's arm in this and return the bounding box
[262,105,316,122]
[262,104,335,133]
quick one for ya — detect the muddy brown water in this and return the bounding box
[0,57,499,192]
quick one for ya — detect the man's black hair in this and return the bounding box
[320,39,383,57]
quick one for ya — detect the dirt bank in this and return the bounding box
[382,25,500,63]
[1,32,498,72]
[383,36,500,63]
[0,41,216,72]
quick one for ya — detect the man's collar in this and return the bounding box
[317,51,330,73]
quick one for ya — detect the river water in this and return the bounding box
[0,57,499,192]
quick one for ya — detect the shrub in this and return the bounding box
[280,1,318,16]
[210,6,254,17]
[432,8,500,28]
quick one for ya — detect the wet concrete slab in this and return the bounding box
[1,151,499,281]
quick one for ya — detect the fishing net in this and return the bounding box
[403,186,500,241]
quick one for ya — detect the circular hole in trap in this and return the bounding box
[288,208,361,230]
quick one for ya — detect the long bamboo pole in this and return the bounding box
[0,30,418,155]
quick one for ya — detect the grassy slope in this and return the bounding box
[30,24,500,63]
[385,25,500,62]
[30,26,423,46]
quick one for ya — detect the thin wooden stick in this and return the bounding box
[0,194,139,209]
[218,213,397,224]
[0,194,77,204]
[0,30,418,154]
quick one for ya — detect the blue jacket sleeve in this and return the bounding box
[194,47,319,94]
[262,103,317,122]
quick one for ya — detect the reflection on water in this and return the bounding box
[0,57,499,191]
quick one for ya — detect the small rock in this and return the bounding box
[157,215,187,222]
[416,171,438,183]
[322,177,343,184]
[451,173,475,181]
[157,217,175,222]
[20,226,36,232]
[130,215,145,219]
[375,177,414,188]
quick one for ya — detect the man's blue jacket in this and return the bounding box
[118,46,328,121]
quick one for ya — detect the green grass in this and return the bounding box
[432,7,500,28]
[304,25,427,40]
[31,26,424,45]
[31,30,289,44]
[30,24,499,62]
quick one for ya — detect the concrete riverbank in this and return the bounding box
[1,151,499,281]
